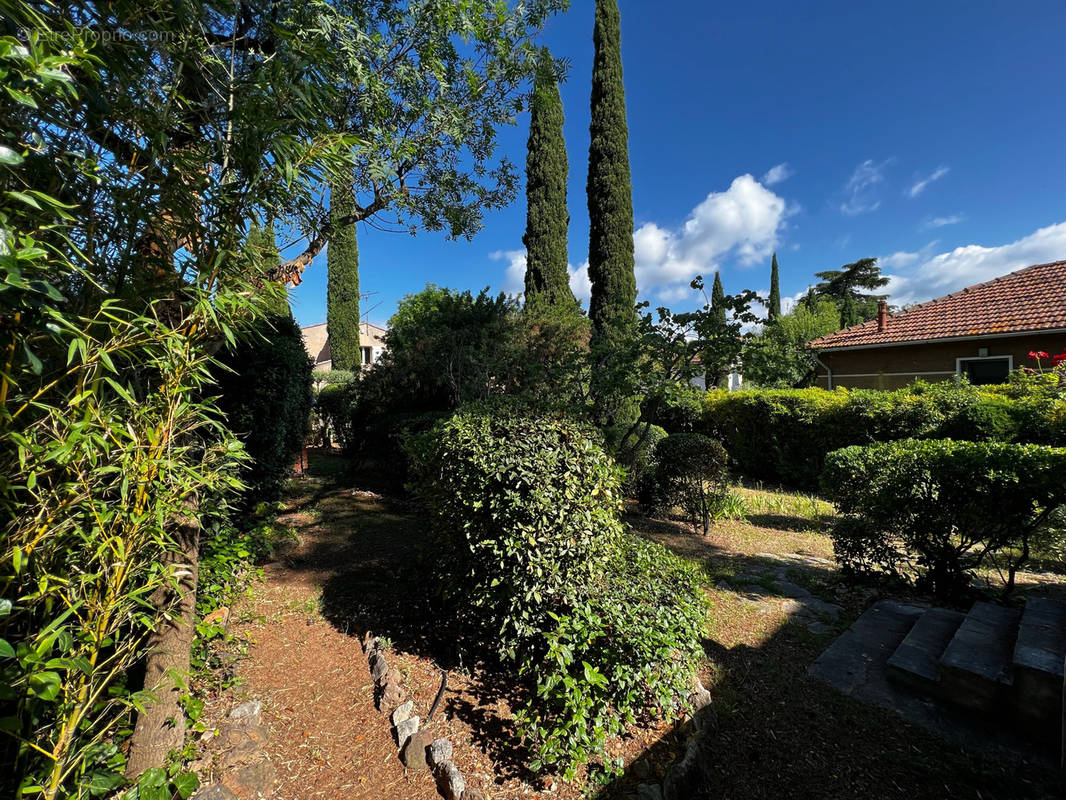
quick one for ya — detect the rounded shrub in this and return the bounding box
[408,409,708,777]
[408,410,627,649]
[651,433,730,534]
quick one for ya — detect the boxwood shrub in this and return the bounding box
[407,409,708,777]
[822,439,1066,597]
[701,382,1066,489]
[648,433,730,534]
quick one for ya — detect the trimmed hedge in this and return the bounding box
[822,439,1066,597]
[701,382,1066,489]
[407,409,707,777]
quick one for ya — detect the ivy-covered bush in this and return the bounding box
[213,313,313,500]
[650,434,730,534]
[408,409,707,777]
[822,439,1066,597]
[702,382,1066,489]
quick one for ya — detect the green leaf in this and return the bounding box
[172,772,199,798]
[138,767,167,789]
[28,670,61,701]
[0,639,14,658]
[23,344,42,375]
[7,189,41,208]
[0,144,22,165]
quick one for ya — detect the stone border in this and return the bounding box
[362,631,485,800]
[190,700,276,800]
[363,631,714,800]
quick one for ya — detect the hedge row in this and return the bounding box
[699,381,1066,488]
[822,439,1066,597]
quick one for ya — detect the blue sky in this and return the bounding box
[288,0,1066,328]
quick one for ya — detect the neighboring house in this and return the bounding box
[808,260,1066,390]
[301,321,388,372]
[687,354,744,391]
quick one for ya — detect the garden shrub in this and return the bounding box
[702,382,1066,489]
[650,434,730,534]
[314,376,358,449]
[213,312,313,501]
[603,422,667,498]
[408,409,707,777]
[936,395,1022,442]
[517,535,707,776]
[822,439,1066,597]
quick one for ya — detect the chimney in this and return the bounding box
[877,300,888,332]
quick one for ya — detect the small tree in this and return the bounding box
[742,295,843,387]
[687,275,762,389]
[654,433,730,535]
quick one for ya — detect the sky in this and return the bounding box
[288,0,1066,328]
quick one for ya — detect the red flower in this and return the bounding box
[1053,353,1066,367]
[1029,350,1050,360]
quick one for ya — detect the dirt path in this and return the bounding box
[206,464,441,800]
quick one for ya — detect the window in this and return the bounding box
[957,356,1012,386]
[361,346,372,366]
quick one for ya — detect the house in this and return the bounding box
[808,260,1066,389]
[301,321,388,372]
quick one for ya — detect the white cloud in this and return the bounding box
[634,174,790,300]
[882,221,1066,307]
[761,162,793,186]
[841,158,892,215]
[880,241,939,272]
[495,174,791,305]
[923,213,965,229]
[569,261,591,303]
[491,249,591,303]
[907,165,949,198]
[491,249,527,294]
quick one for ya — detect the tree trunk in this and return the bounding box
[125,506,201,780]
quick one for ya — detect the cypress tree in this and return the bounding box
[586,0,636,346]
[327,177,361,372]
[523,48,573,309]
[711,271,727,324]
[768,252,782,322]
[246,221,288,316]
[840,293,860,328]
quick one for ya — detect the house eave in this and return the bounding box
[811,326,1066,354]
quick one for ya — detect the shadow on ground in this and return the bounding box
[285,450,1066,800]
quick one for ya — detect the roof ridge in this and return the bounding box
[808,259,1066,349]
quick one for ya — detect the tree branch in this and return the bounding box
[269,186,390,285]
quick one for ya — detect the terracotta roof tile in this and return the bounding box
[808,260,1066,350]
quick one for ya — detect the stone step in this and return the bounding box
[939,601,1021,713]
[1012,597,1066,736]
[886,607,967,696]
